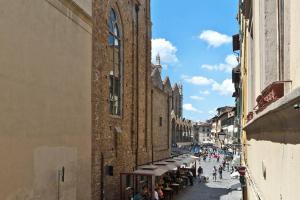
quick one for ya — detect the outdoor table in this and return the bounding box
[181,176,189,186]
[175,178,184,190]
[162,187,174,200]
[170,183,180,194]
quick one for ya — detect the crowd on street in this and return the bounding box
[174,145,242,200]
[123,144,242,200]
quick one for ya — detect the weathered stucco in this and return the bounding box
[240,0,300,200]
[290,0,300,89]
[0,0,92,199]
[263,0,278,88]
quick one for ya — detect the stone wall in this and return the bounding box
[151,85,171,162]
[92,0,152,199]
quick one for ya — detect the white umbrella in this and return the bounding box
[190,155,200,159]
[230,171,240,179]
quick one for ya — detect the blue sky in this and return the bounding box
[151,0,239,122]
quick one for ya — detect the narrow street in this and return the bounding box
[3,0,300,199]
[175,156,242,200]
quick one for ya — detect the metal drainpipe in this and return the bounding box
[100,153,104,200]
[135,3,140,169]
[57,170,60,200]
[151,89,154,163]
[130,3,135,152]
[144,0,149,151]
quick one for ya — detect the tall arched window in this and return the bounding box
[108,8,122,115]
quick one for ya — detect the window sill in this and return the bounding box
[109,114,122,119]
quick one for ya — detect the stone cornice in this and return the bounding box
[46,0,92,33]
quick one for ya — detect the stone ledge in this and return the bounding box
[244,86,300,133]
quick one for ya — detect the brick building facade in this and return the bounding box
[92,0,169,199]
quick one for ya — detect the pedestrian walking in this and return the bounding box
[226,160,230,171]
[197,165,203,183]
[231,166,235,174]
[218,165,223,179]
[212,166,217,182]
[188,170,194,186]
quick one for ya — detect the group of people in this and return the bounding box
[126,147,236,200]
[127,185,151,200]
[201,149,221,163]
[154,168,196,200]
[197,149,235,182]
[127,183,165,200]
[212,165,224,181]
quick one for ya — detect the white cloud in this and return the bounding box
[199,30,232,48]
[201,64,215,71]
[212,79,234,96]
[181,74,189,79]
[151,38,178,64]
[190,96,204,101]
[201,54,238,73]
[200,90,210,95]
[183,75,234,96]
[225,54,238,66]
[184,76,215,85]
[183,104,201,113]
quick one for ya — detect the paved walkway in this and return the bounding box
[174,156,242,200]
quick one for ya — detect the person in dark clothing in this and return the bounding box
[197,166,203,182]
[176,169,181,178]
[222,160,226,169]
[212,166,217,181]
[188,170,194,186]
[218,165,223,179]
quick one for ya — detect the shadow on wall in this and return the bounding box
[245,96,300,145]
[246,131,300,145]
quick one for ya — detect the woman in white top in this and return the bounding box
[154,188,159,200]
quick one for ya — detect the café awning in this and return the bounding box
[174,155,195,167]
[153,162,177,171]
[165,159,183,167]
[133,165,168,176]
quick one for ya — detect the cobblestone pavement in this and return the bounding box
[174,156,242,200]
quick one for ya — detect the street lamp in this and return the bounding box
[218,131,226,148]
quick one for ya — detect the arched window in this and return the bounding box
[108,8,122,115]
